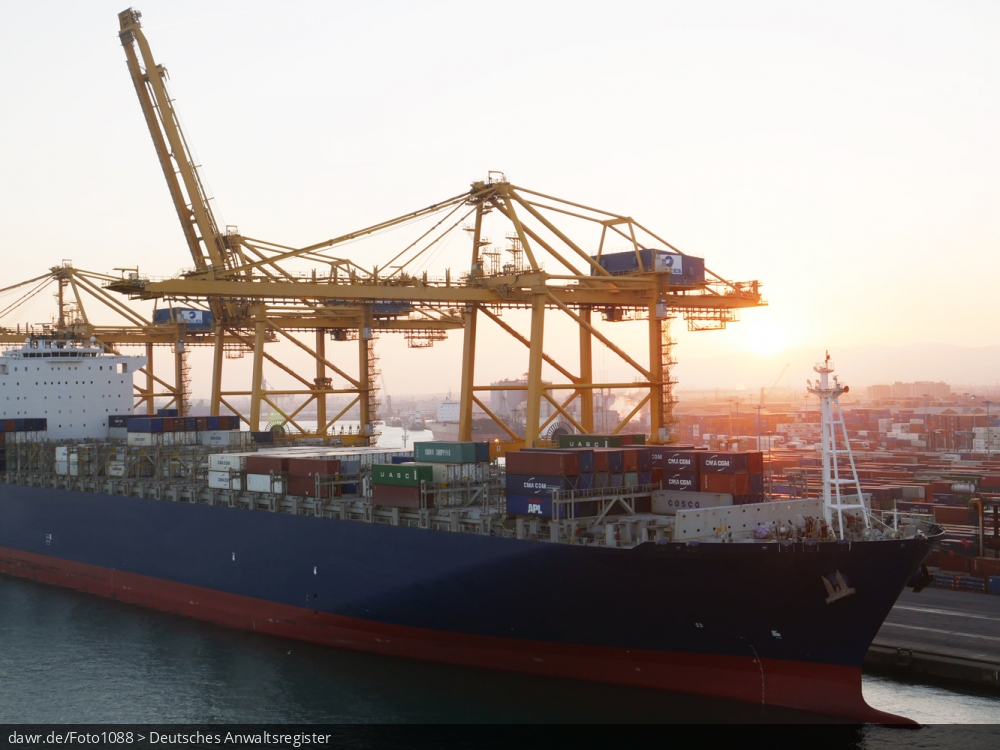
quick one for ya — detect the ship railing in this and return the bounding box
[550,483,660,524]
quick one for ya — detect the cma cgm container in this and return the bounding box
[664,472,699,492]
[652,449,700,472]
[699,452,751,474]
[506,475,578,498]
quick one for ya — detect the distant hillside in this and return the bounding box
[673,343,1000,392]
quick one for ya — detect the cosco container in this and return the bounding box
[506,474,578,498]
[505,451,579,477]
[413,441,484,464]
[698,452,750,474]
[372,463,434,487]
[651,490,732,515]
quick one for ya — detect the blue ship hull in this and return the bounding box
[0,484,931,721]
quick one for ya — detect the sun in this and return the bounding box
[733,319,790,357]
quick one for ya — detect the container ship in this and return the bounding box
[0,340,937,723]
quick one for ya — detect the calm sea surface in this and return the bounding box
[1,424,998,730]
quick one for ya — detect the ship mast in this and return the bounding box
[807,352,871,539]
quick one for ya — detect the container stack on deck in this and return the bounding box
[372,441,492,509]
[0,419,48,472]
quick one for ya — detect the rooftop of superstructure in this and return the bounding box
[2,337,115,359]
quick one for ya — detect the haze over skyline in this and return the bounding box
[2,1,999,396]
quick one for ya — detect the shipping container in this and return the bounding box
[506,474,578,497]
[156,408,179,417]
[246,474,283,494]
[651,449,700,472]
[153,307,215,330]
[589,249,706,286]
[289,475,333,498]
[126,432,160,447]
[127,417,163,433]
[651,490,732,515]
[522,448,595,474]
[698,452,751,474]
[108,415,132,428]
[208,453,251,472]
[594,448,625,474]
[200,430,243,447]
[246,455,290,474]
[413,441,484,464]
[372,484,421,508]
[251,431,274,444]
[208,470,242,491]
[664,472,699,492]
[558,435,622,448]
[288,457,342,478]
[372,463,434,487]
[622,447,652,472]
[701,472,751,495]
[506,451,579,477]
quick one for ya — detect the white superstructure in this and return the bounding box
[0,338,146,440]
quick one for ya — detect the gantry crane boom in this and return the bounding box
[118,8,235,273]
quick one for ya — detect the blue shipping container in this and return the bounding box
[506,474,578,497]
[988,576,1000,596]
[590,249,706,285]
[128,418,163,433]
[153,308,215,330]
[108,415,133,428]
[157,408,179,417]
[251,431,274,444]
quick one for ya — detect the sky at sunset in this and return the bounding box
[2,1,998,396]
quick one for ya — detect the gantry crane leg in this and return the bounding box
[211,325,224,417]
[358,305,372,436]
[315,328,327,437]
[579,306,594,432]
[250,306,266,430]
[648,300,665,442]
[458,304,477,442]
[145,343,155,415]
[524,294,547,445]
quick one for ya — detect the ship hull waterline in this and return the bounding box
[0,485,930,723]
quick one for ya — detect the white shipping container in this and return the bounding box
[246,473,283,493]
[107,461,126,477]
[201,430,243,446]
[55,446,69,461]
[127,432,160,447]
[208,470,243,490]
[109,427,128,440]
[55,460,69,475]
[208,453,252,472]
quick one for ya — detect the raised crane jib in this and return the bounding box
[117,8,237,274]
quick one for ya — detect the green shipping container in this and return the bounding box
[413,441,480,464]
[558,435,622,448]
[372,462,434,487]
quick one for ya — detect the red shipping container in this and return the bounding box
[506,451,579,477]
[938,553,970,573]
[591,450,610,473]
[970,557,1000,578]
[979,475,1000,489]
[934,506,971,526]
[3,419,14,431]
[195,417,209,431]
[160,417,180,432]
[620,448,640,472]
[651,467,663,486]
[701,472,751,495]
[931,481,953,494]
[747,451,764,474]
[288,457,342,478]
[288,475,333,498]
[373,484,421,508]
[246,455,290,474]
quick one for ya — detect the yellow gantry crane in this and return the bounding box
[109,8,766,446]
